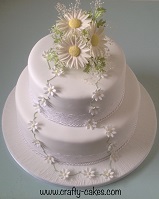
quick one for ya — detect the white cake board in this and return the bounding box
[2,82,157,188]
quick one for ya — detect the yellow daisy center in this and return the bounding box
[69,18,82,28]
[69,46,81,57]
[91,34,99,46]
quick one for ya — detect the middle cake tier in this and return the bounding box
[28,35,126,126]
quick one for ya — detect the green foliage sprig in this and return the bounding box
[87,7,106,27]
[50,25,63,44]
[83,57,107,73]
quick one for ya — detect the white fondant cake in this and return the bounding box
[4,1,155,185]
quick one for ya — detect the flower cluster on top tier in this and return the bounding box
[43,0,110,74]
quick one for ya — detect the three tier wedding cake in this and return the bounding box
[2,0,157,187]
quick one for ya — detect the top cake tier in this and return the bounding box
[28,35,126,126]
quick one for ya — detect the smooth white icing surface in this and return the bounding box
[15,65,140,164]
[28,35,126,126]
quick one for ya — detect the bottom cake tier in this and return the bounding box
[15,65,140,165]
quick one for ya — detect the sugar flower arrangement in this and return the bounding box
[43,0,109,74]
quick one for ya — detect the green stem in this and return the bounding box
[33,111,38,120]
[47,61,51,70]
[33,132,36,140]
[52,163,59,172]
[41,145,47,156]
[70,171,81,176]
[47,76,55,83]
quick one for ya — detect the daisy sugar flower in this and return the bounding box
[59,168,70,180]
[56,5,91,35]
[58,36,90,69]
[89,22,107,57]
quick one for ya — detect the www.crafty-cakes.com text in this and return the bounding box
[39,186,122,198]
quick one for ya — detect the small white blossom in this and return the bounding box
[97,72,108,79]
[105,125,117,138]
[59,168,70,180]
[82,168,95,179]
[33,103,41,112]
[38,97,47,107]
[44,83,57,97]
[102,169,115,180]
[108,142,116,152]
[52,68,64,77]
[32,140,42,148]
[44,155,55,164]
[28,120,39,132]
[89,105,99,116]
[92,88,104,101]
[85,119,97,130]
[42,48,54,62]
